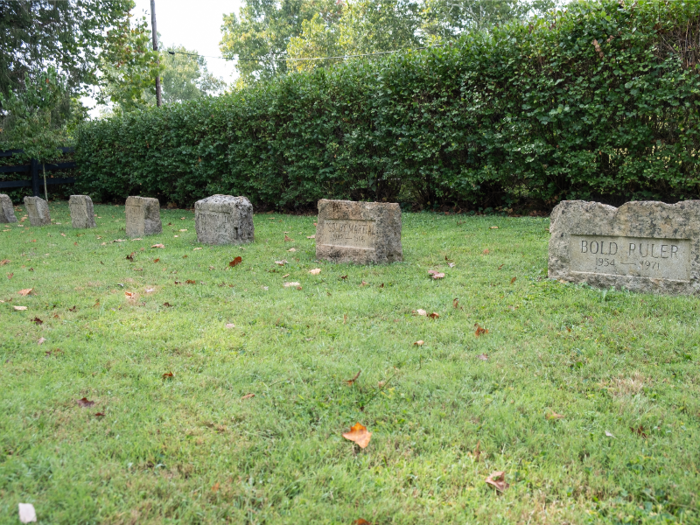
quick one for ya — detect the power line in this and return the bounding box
[168,43,448,63]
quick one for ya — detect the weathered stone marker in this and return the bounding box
[125,196,162,237]
[194,194,254,245]
[549,200,700,294]
[69,195,96,229]
[0,194,17,223]
[316,199,403,264]
[23,196,51,226]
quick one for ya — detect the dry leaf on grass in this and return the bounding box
[32,317,43,325]
[275,260,287,266]
[416,309,427,316]
[428,312,439,319]
[510,277,517,284]
[193,247,202,251]
[162,371,174,380]
[448,262,455,268]
[414,340,424,346]
[360,281,368,286]
[163,302,173,307]
[186,280,196,284]
[241,393,255,400]
[345,370,361,385]
[630,425,647,438]
[77,397,95,408]
[288,248,296,252]
[343,422,371,448]
[482,249,490,255]
[153,258,160,263]
[179,229,187,232]
[284,235,293,242]
[309,268,321,275]
[229,256,243,267]
[151,244,165,249]
[37,337,46,345]
[18,503,36,524]
[283,282,301,287]
[307,235,315,239]
[225,323,235,329]
[124,292,135,298]
[0,259,9,265]
[477,353,489,361]
[13,306,27,311]
[145,288,155,293]
[490,226,499,229]
[453,298,459,309]
[95,412,106,418]
[546,412,565,420]
[354,520,371,525]
[605,430,615,438]
[18,288,32,296]
[475,324,488,336]
[7,273,13,279]
[125,252,135,261]
[485,471,509,492]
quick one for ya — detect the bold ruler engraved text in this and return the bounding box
[322,219,376,249]
[569,235,691,281]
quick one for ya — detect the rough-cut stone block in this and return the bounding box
[125,196,162,237]
[195,194,254,245]
[316,199,402,264]
[23,196,50,226]
[69,195,96,229]
[0,194,17,223]
[549,200,700,295]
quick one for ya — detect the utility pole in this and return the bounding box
[150,0,162,107]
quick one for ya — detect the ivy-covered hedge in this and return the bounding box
[76,0,700,210]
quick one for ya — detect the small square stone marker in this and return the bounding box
[69,195,96,229]
[316,199,403,264]
[125,196,162,237]
[549,200,700,294]
[0,194,17,223]
[194,194,254,245]
[23,196,50,226]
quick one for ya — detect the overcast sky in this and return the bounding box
[133,0,244,82]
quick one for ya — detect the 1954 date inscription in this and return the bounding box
[570,235,691,281]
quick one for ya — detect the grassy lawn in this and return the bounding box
[1,201,699,524]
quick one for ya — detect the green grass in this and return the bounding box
[1,202,699,524]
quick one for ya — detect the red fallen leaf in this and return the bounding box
[414,340,424,346]
[428,312,439,319]
[28,267,34,272]
[510,277,516,284]
[284,234,293,242]
[630,425,647,438]
[74,242,78,246]
[126,252,135,261]
[167,222,172,226]
[18,288,32,296]
[360,281,368,286]
[124,291,135,298]
[174,281,181,284]
[229,256,242,267]
[163,302,173,307]
[182,255,188,259]
[241,393,255,400]
[340,275,347,280]
[94,412,106,418]
[30,239,36,242]
[345,370,361,385]
[354,520,371,525]
[296,286,302,290]
[153,258,160,263]
[485,471,509,492]
[7,273,13,279]
[77,397,95,408]
[379,283,384,288]
[477,353,489,361]
[453,298,459,309]
[482,249,490,255]
[162,371,174,380]
[0,259,9,265]
[69,306,77,312]
[186,279,196,284]
[31,317,43,325]
[212,482,220,492]
[475,324,488,336]
[343,422,371,448]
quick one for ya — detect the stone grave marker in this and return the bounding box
[0,194,17,223]
[194,194,254,245]
[23,196,51,226]
[316,199,403,264]
[125,196,162,237]
[69,195,96,229]
[549,200,700,294]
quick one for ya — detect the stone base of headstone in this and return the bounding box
[23,196,51,226]
[316,199,403,264]
[549,200,700,295]
[194,195,254,245]
[0,194,17,223]
[125,196,162,237]
[69,195,96,229]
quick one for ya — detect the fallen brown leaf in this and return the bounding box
[37,337,46,345]
[229,256,242,267]
[490,226,499,229]
[126,252,135,261]
[0,259,9,266]
[340,275,347,280]
[343,422,371,448]
[211,482,220,492]
[31,317,43,325]
[153,258,160,263]
[241,393,255,400]
[477,353,489,361]
[163,302,173,307]
[345,370,361,385]
[309,268,321,275]
[360,281,368,286]
[414,340,424,346]
[7,273,13,279]
[94,412,106,418]
[498,264,504,270]
[307,235,315,239]
[284,235,293,242]
[151,244,165,248]
[482,249,490,255]
[225,323,235,329]
[186,280,196,284]
[283,281,300,287]
[485,471,509,492]
[453,298,459,309]
[416,309,427,316]
[18,288,32,296]
[429,312,439,319]
[13,305,27,311]
[124,291,135,298]
[287,247,296,252]
[275,260,287,266]
[354,520,371,525]
[77,397,95,408]
[162,371,174,380]
[630,425,647,438]
[475,324,488,336]
[510,277,516,284]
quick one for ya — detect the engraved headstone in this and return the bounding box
[125,196,162,237]
[194,194,254,245]
[549,200,700,294]
[0,194,17,223]
[316,199,402,264]
[23,196,51,226]
[69,195,96,229]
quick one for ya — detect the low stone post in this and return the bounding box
[23,196,51,226]
[125,196,162,237]
[0,194,17,223]
[69,195,96,229]
[194,195,254,245]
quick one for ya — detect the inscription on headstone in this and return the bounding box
[549,200,700,294]
[194,195,254,245]
[23,196,51,226]
[69,195,96,229]
[316,199,402,264]
[0,194,17,223]
[125,196,162,237]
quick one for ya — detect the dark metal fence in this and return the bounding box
[0,147,77,196]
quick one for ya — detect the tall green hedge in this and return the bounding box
[76,0,700,210]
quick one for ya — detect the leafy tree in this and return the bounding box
[0,0,134,102]
[220,0,342,82]
[144,46,226,105]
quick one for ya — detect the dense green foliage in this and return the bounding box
[78,0,700,210]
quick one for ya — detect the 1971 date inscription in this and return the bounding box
[570,235,691,281]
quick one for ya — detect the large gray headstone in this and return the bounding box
[194,194,254,245]
[0,194,17,223]
[125,196,162,237]
[69,195,96,229]
[549,200,700,295]
[23,196,50,226]
[316,199,403,264]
